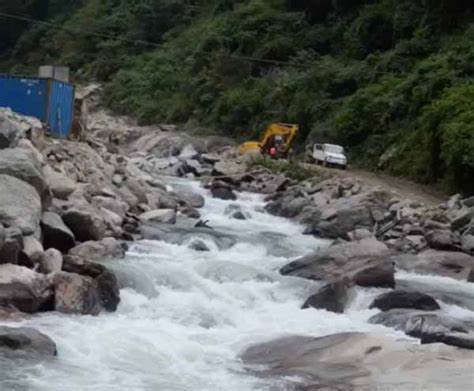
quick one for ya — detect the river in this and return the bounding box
[1,178,473,390]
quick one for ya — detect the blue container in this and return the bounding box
[0,74,74,138]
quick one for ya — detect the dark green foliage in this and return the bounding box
[2,0,474,193]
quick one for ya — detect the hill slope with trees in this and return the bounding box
[1,0,473,193]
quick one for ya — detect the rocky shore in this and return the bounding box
[1,86,473,388]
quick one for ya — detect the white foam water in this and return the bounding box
[0,179,437,390]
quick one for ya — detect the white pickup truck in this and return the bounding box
[311,143,347,169]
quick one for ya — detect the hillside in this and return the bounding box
[1,0,473,194]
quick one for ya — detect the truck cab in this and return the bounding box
[312,143,347,169]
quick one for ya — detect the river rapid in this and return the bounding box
[2,178,473,391]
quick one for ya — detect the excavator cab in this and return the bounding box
[239,123,298,159]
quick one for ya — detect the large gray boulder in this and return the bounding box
[68,237,126,262]
[139,209,176,224]
[0,227,23,265]
[0,264,53,313]
[241,332,474,390]
[0,174,42,236]
[302,279,353,313]
[280,238,395,288]
[0,113,24,149]
[0,148,49,203]
[0,326,57,358]
[51,272,102,315]
[61,207,106,242]
[394,250,474,281]
[41,212,76,253]
[42,165,76,200]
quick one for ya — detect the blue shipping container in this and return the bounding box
[0,74,74,138]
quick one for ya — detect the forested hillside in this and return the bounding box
[1,1,473,193]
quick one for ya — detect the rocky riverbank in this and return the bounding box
[1,87,473,388]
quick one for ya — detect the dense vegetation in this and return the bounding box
[1,1,473,193]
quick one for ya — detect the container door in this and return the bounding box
[0,76,48,120]
[47,80,74,138]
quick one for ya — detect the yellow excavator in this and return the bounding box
[239,123,298,159]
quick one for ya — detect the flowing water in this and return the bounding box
[1,179,473,390]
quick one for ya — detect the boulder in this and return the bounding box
[0,326,57,358]
[139,209,177,224]
[224,204,249,220]
[0,174,42,236]
[52,272,102,315]
[0,114,24,149]
[461,235,474,253]
[0,148,49,202]
[370,290,440,312]
[42,165,76,200]
[41,212,76,253]
[280,238,395,288]
[179,192,205,209]
[0,227,23,265]
[240,332,474,390]
[212,160,245,177]
[394,250,474,281]
[0,264,53,313]
[425,230,460,251]
[210,184,237,201]
[62,255,120,312]
[19,235,43,268]
[37,248,63,274]
[421,332,474,350]
[68,237,126,261]
[62,207,106,242]
[302,279,352,313]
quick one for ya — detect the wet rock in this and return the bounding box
[180,206,201,219]
[448,207,473,231]
[280,238,394,288]
[62,255,120,312]
[421,332,474,350]
[68,237,126,261]
[188,239,210,252]
[394,250,474,281]
[0,174,42,236]
[179,192,205,209]
[224,204,248,220]
[425,230,460,251]
[62,207,106,242]
[139,209,177,224]
[0,227,23,265]
[279,197,309,218]
[302,279,352,313]
[210,183,237,201]
[0,326,57,357]
[461,235,474,254]
[41,211,76,253]
[469,269,474,283]
[370,290,440,312]
[0,264,53,313]
[52,272,102,315]
[240,332,474,390]
[0,148,50,203]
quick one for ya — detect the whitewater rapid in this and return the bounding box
[2,178,473,390]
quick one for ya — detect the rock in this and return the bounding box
[279,197,309,218]
[188,239,210,252]
[0,174,42,236]
[448,207,473,231]
[42,165,76,200]
[212,160,245,177]
[0,114,24,149]
[180,206,201,219]
[394,250,474,281]
[280,238,394,288]
[37,248,63,274]
[302,279,352,313]
[52,272,102,315]
[41,212,76,253]
[224,204,249,220]
[462,196,474,208]
[62,207,106,242]
[68,237,126,261]
[469,268,474,283]
[139,209,177,224]
[0,326,57,357]
[210,184,237,201]
[0,264,53,313]
[369,309,471,341]
[461,235,474,253]
[19,235,43,267]
[421,332,474,350]
[0,148,49,203]
[425,230,459,251]
[62,255,120,312]
[0,224,5,249]
[370,290,440,312]
[179,192,205,208]
[0,227,23,265]
[347,228,373,241]
[240,332,474,390]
